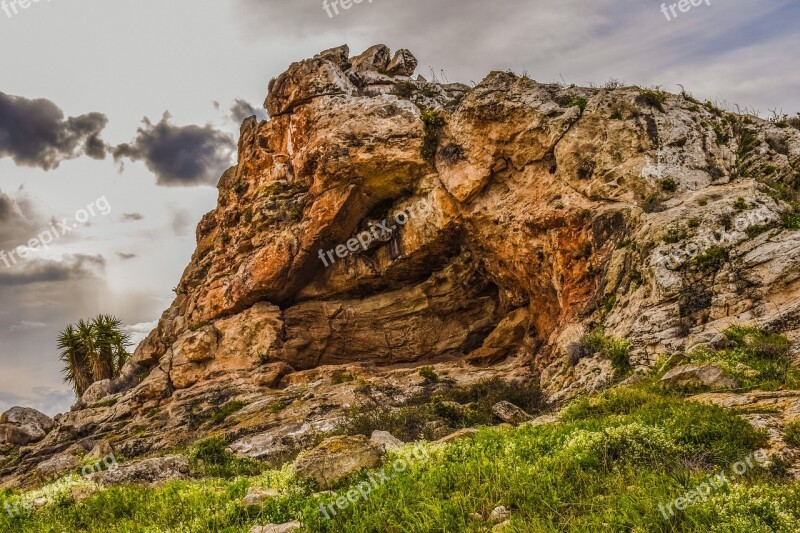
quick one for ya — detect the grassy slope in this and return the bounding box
[3,384,800,532]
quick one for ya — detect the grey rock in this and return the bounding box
[491,401,533,426]
[0,407,55,446]
[88,455,189,486]
[386,49,418,76]
[370,430,404,451]
[293,435,383,490]
[661,364,738,390]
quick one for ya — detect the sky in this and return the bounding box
[0,0,798,416]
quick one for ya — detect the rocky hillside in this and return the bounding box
[3,43,800,494]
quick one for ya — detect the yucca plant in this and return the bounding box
[57,325,93,396]
[58,316,132,397]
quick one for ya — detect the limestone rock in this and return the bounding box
[88,455,189,486]
[242,487,280,508]
[0,407,54,446]
[81,380,113,404]
[386,49,418,76]
[350,44,391,73]
[489,506,511,524]
[36,453,78,479]
[293,435,384,489]
[370,430,404,451]
[436,428,479,444]
[491,402,533,426]
[250,523,301,533]
[661,364,738,390]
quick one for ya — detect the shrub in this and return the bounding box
[209,401,246,425]
[418,367,440,384]
[556,95,589,112]
[420,109,445,160]
[660,178,677,192]
[686,326,798,390]
[692,246,729,274]
[785,421,800,447]
[578,327,631,376]
[734,197,747,210]
[636,88,668,112]
[187,437,264,479]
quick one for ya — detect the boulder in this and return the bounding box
[489,506,511,524]
[0,407,55,446]
[436,428,479,444]
[386,49,418,76]
[242,487,280,508]
[293,435,384,489]
[88,455,189,486]
[660,364,738,390]
[370,430,404,451]
[81,380,113,404]
[36,453,79,479]
[250,523,301,533]
[349,44,391,73]
[491,401,533,426]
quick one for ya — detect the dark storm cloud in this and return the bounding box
[0,92,109,170]
[113,112,235,187]
[0,254,105,287]
[230,99,268,123]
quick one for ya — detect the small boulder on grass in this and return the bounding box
[250,522,301,533]
[293,435,384,490]
[491,401,533,426]
[436,428,478,444]
[660,364,738,390]
[370,430,404,451]
[242,487,280,508]
[89,455,189,486]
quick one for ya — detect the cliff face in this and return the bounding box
[3,44,800,487]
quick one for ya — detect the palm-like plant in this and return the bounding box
[58,325,93,396]
[58,315,133,397]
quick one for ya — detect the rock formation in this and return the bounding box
[2,43,800,488]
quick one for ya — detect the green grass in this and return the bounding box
[580,327,632,376]
[8,385,800,532]
[683,326,799,391]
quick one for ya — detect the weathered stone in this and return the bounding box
[0,407,54,446]
[250,523,301,533]
[88,455,189,486]
[293,435,384,489]
[36,453,79,479]
[491,401,533,426]
[386,49,418,76]
[370,430,404,451]
[81,380,113,404]
[489,506,511,524]
[661,364,738,390]
[241,487,280,508]
[349,44,391,73]
[436,428,479,444]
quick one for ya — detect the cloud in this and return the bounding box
[117,252,138,260]
[0,188,45,250]
[229,99,268,123]
[121,212,144,222]
[0,387,75,417]
[0,92,109,170]
[0,254,105,287]
[170,208,193,236]
[113,112,235,187]
[7,321,46,333]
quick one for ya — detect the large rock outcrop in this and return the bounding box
[3,44,800,488]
